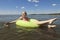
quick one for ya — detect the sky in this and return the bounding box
[0,0,60,15]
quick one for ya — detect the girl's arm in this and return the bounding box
[9,16,22,23]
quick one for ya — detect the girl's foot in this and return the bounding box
[48,25,56,28]
[48,18,57,24]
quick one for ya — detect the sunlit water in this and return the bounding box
[0,14,60,40]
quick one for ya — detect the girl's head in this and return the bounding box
[21,11,27,17]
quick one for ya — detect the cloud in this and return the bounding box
[16,6,18,8]
[21,6,25,9]
[35,4,38,7]
[28,0,32,2]
[27,0,39,3]
[32,0,39,3]
[52,4,57,6]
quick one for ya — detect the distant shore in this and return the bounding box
[30,13,60,15]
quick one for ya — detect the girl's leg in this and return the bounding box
[35,18,57,25]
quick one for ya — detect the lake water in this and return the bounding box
[0,14,60,40]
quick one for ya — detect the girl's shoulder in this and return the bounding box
[20,16,22,18]
[19,16,23,19]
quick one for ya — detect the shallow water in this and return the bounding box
[0,14,60,40]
